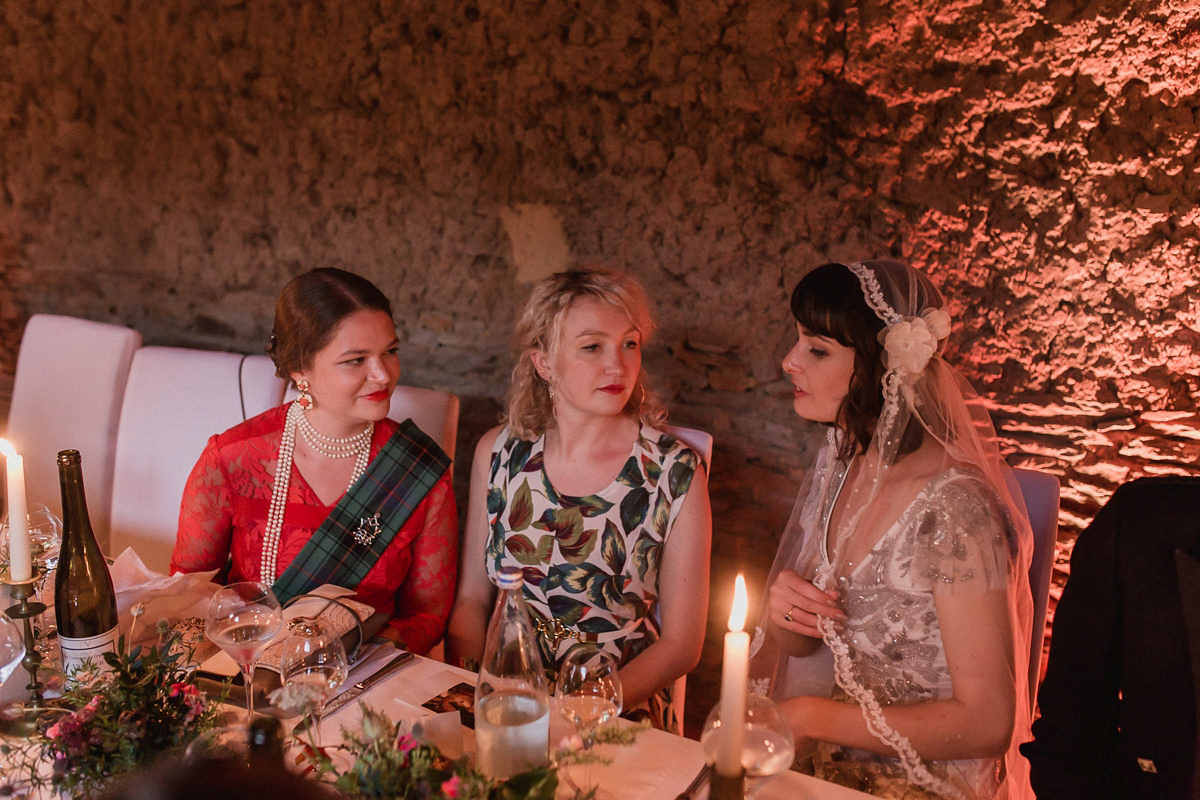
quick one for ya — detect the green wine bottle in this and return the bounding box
[54,449,118,674]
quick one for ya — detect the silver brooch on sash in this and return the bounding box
[352,512,382,546]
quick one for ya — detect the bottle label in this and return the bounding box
[59,626,119,675]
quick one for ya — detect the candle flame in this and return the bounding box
[0,438,15,459]
[728,573,748,632]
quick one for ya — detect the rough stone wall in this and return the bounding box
[2,0,1198,732]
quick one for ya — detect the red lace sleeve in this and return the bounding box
[385,472,459,654]
[170,434,235,576]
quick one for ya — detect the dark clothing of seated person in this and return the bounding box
[1021,476,1200,800]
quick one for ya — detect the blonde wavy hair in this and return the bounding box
[504,269,668,440]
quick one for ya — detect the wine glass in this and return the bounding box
[554,648,622,795]
[278,617,348,749]
[0,614,25,686]
[1,504,62,654]
[555,649,622,747]
[1,504,64,572]
[701,693,796,796]
[205,582,284,726]
[3,506,63,657]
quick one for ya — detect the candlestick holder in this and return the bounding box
[709,768,746,800]
[1,564,51,737]
[700,693,797,800]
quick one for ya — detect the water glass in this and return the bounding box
[279,617,348,749]
[0,614,25,686]
[554,648,623,798]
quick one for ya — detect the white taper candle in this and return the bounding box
[0,439,31,582]
[717,573,749,777]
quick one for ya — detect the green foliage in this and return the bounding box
[1,623,223,798]
[303,705,647,800]
[308,705,559,800]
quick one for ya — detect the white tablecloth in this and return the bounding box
[323,646,875,800]
[2,550,874,800]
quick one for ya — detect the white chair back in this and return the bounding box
[664,424,714,470]
[284,383,460,461]
[239,355,288,419]
[1013,467,1060,704]
[5,314,141,548]
[109,348,286,572]
[659,423,714,736]
[387,386,460,463]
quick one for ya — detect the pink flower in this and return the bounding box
[441,775,461,798]
[396,734,418,754]
[46,710,89,758]
[171,682,206,724]
[77,695,103,722]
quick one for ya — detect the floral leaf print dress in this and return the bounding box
[485,423,698,729]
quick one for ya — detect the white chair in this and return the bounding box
[386,386,460,463]
[660,423,714,736]
[5,314,141,549]
[109,348,286,572]
[284,383,460,461]
[664,424,714,470]
[238,354,288,419]
[1012,467,1061,704]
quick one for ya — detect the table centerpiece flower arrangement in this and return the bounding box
[0,614,224,798]
[271,684,644,800]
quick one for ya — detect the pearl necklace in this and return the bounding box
[261,402,374,582]
[296,405,374,457]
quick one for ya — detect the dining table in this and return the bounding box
[0,549,874,800]
[309,642,875,800]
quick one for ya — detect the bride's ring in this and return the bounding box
[784,606,796,623]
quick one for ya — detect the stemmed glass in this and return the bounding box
[0,614,25,686]
[554,649,622,796]
[1,504,63,656]
[279,617,348,749]
[205,582,284,726]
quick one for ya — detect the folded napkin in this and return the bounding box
[110,547,221,652]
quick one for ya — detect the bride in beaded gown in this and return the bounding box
[749,260,1035,800]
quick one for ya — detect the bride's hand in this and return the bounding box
[769,569,846,638]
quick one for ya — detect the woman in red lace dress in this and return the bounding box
[170,268,457,654]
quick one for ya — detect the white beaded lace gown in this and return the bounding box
[793,465,1020,800]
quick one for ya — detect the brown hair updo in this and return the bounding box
[266,268,393,381]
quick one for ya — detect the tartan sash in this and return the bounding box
[271,419,451,606]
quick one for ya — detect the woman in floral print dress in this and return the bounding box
[445,269,711,731]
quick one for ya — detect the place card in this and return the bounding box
[421,680,476,729]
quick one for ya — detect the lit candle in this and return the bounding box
[717,573,749,777]
[0,439,31,582]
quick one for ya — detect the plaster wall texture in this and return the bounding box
[2,0,1198,728]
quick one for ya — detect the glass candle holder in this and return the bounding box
[701,693,796,798]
